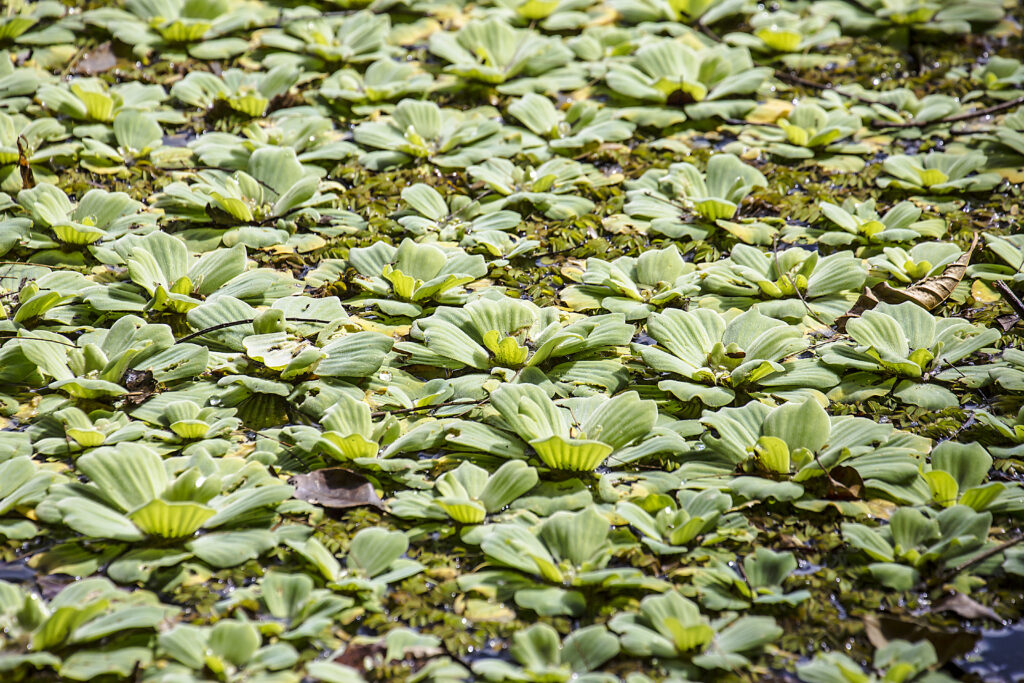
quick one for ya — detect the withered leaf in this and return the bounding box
[334,640,386,670]
[863,614,979,664]
[826,465,863,501]
[931,591,1001,622]
[74,42,117,75]
[289,468,384,510]
[996,313,1020,332]
[16,137,33,190]
[118,369,158,408]
[836,233,979,331]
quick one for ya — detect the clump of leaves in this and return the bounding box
[821,301,1000,409]
[606,40,771,119]
[636,308,823,406]
[877,152,1001,194]
[842,505,994,589]
[610,591,782,670]
[353,99,520,169]
[560,244,700,319]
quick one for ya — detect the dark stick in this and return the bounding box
[925,534,1024,590]
[0,335,78,347]
[871,95,1024,130]
[773,71,879,105]
[370,398,487,418]
[175,317,335,344]
[994,280,1024,320]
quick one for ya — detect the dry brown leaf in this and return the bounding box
[930,591,1001,622]
[836,233,979,331]
[74,42,117,75]
[997,314,1020,332]
[288,468,384,510]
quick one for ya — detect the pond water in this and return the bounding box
[959,622,1024,682]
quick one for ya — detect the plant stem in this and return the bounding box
[925,534,1024,590]
[995,280,1024,320]
[871,95,1024,130]
[370,398,487,417]
[175,318,335,344]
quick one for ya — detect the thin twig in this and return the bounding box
[175,317,335,344]
[995,280,1024,320]
[695,21,723,43]
[772,236,828,326]
[773,71,879,106]
[813,451,844,492]
[949,127,996,136]
[370,398,487,418]
[59,45,87,79]
[169,165,279,194]
[723,117,781,129]
[871,95,1024,130]
[0,335,78,347]
[925,534,1024,589]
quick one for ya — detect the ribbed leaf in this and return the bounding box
[128,499,215,538]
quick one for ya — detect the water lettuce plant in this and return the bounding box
[611,591,782,669]
[637,308,816,406]
[38,445,293,571]
[345,238,488,316]
[397,295,633,373]
[821,302,1000,409]
[472,623,620,682]
[698,244,867,323]
[877,152,1002,194]
[842,505,994,589]
[464,507,668,615]
[390,460,539,523]
[605,40,772,119]
[428,19,583,94]
[807,198,946,247]
[489,383,657,470]
[0,3,1021,682]
[353,99,520,169]
[625,153,767,238]
[693,398,928,506]
[508,94,636,159]
[560,245,700,319]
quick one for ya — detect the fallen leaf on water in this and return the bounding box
[74,42,117,75]
[863,614,979,664]
[996,313,1020,332]
[334,640,386,670]
[931,591,1002,622]
[837,233,979,331]
[288,468,384,510]
[824,465,863,500]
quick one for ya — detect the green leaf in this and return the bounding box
[128,499,215,538]
[763,399,831,454]
[841,523,894,562]
[208,620,261,667]
[59,648,153,681]
[754,436,790,474]
[348,528,408,578]
[931,441,992,492]
[187,530,277,568]
[69,606,167,644]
